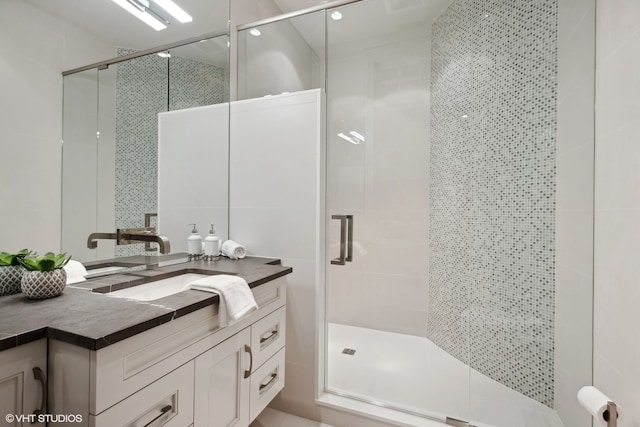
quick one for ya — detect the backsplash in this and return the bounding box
[114,48,226,256]
[428,0,557,407]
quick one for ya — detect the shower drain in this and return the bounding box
[341,348,356,355]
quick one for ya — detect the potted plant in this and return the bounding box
[19,252,71,299]
[0,249,30,295]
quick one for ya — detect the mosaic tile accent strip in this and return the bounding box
[114,48,226,256]
[427,0,557,407]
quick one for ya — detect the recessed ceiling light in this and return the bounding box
[250,28,261,36]
[331,10,343,20]
[157,52,171,58]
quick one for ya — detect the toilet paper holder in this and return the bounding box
[604,401,618,427]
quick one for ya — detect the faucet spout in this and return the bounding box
[119,231,171,254]
[87,232,117,249]
[86,228,171,254]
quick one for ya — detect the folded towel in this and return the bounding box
[182,274,258,326]
[221,240,247,260]
[64,260,88,284]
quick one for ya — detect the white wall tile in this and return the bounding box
[594,1,640,424]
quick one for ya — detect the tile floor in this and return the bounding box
[251,408,335,427]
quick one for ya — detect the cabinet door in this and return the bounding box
[194,329,251,427]
[0,340,47,427]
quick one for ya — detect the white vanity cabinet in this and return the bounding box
[194,328,251,427]
[194,306,286,427]
[48,276,286,427]
[0,339,47,427]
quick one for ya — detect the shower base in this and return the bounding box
[327,323,564,427]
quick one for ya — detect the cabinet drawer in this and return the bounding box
[91,361,194,427]
[249,348,285,423]
[250,306,285,371]
[89,277,286,414]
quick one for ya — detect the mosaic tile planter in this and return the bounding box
[0,265,24,296]
[21,269,66,300]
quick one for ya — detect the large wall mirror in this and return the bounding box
[55,0,230,262]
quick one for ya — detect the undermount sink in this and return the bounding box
[107,273,211,301]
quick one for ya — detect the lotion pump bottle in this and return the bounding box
[187,223,202,259]
[204,223,220,261]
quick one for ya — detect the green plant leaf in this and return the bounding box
[0,253,12,267]
[18,252,70,271]
[0,249,32,266]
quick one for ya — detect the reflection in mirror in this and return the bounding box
[62,34,230,263]
[237,10,325,99]
[25,0,229,52]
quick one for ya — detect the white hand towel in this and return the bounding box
[182,274,258,326]
[221,240,247,260]
[64,260,88,284]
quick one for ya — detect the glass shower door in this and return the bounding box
[324,0,471,421]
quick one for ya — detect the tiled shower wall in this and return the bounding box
[114,48,226,256]
[428,0,557,407]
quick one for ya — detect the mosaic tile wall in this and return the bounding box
[427,0,557,407]
[115,48,226,256]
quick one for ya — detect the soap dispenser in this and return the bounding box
[187,223,202,259]
[204,223,220,261]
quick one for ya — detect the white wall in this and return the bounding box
[158,104,230,250]
[553,0,596,425]
[325,18,430,338]
[237,18,318,99]
[593,1,640,425]
[0,0,116,253]
[228,89,326,420]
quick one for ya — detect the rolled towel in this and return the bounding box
[182,274,258,327]
[221,240,247,260]
[64,260,88,284]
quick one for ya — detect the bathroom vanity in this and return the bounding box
[0,256,291,427]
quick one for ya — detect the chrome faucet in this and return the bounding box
[87,227,171,254]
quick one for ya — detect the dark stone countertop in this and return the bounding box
[0,255,291,351]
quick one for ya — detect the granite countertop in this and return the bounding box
[0,255,291,352]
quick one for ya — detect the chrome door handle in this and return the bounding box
[260,329,279,344]
[32,367,47,421]
[141,405,172,427]
[331,215,353,265]
[244,345,253,378]
[259,373,278,391]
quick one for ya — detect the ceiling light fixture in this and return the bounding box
[338,132,361,144]
[157,52,171,58]
[331,10,343,20]
[153,0,192,23]
[349,131,365,142]
[250,28,261,36]
[110,0,168,30]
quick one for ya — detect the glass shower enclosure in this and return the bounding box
[322,0,595,426]
[238,0,595,425]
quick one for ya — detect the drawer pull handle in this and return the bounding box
[260,329,279,344]
[141,404,172,427]
[244,345,253,379]
[259,373,278,391]
[32,367,47,421]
